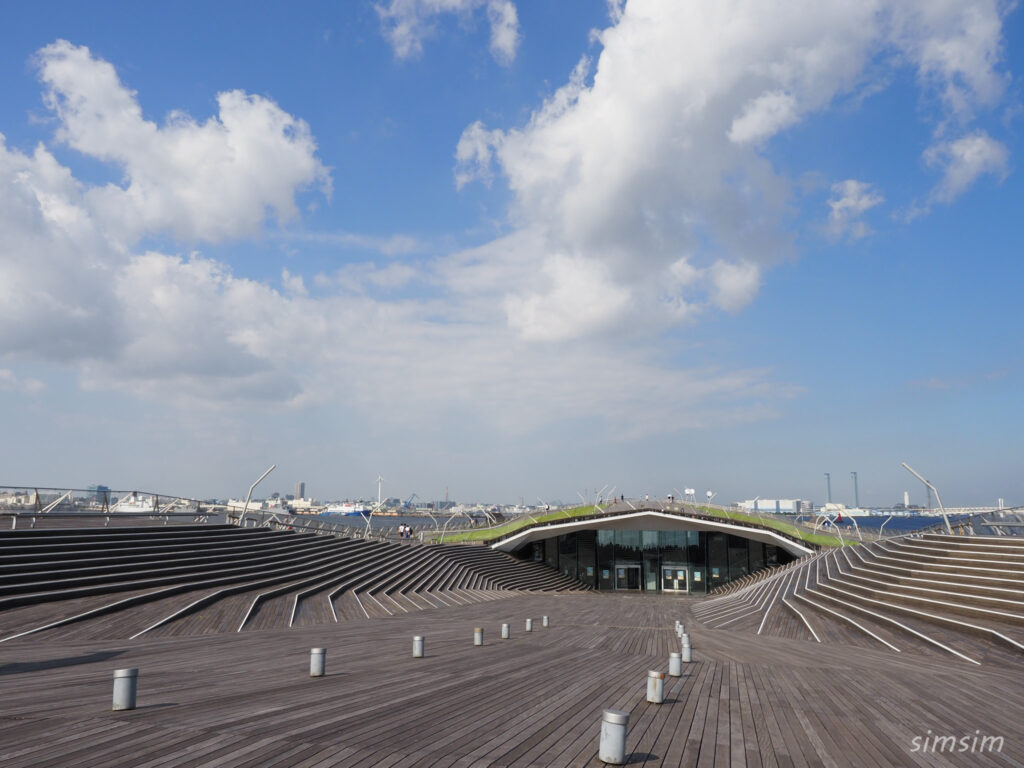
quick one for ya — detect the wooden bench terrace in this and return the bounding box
[1,526,1022,766]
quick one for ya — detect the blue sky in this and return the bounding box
[0,1,1020,507]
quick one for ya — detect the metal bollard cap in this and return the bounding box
[648,670,666,679]
[113,668,138,679]
[413,635,423,640]
[602,708,630,725]
[475,627,482,632]
[311,647,326,654]
[669,652,681,659]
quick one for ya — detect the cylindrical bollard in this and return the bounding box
[647,670,665,703]
[501,623,510,639]
[599,709,630,764]
[413,635,424,658]
[525,618,533,632]
[112,668,138,711]
[542,615,549,628]
[474,627,484,646]
[681,634,692,663]
[310,648,326,677]
[669,651,682,677]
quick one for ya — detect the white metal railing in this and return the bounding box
[0,485,210,530]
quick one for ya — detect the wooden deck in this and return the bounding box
[2,592,1021,766]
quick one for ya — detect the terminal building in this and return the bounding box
[499,510,804,594]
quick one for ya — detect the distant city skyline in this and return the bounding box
[0,2,1021,508]
[68,472,1005,512]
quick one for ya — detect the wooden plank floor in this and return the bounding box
[1,593,1022,767]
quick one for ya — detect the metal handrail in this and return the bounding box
[0,509,209,530]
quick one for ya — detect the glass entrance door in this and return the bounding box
[615,565,641,590]
[661,566,689,593]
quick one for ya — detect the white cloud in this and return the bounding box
[708,261,761,313]
[0,368,44,395]
[376,0,520,65]
[728,91,800,145]
[486,1,519,66]
[322,261,423,294]
[36,40,329,245]
[281,268,308,297]
[892,2,1008,118]
[827,179,885,240]
[0,42,332,393]
[454,120,502,189]
[453,1,1009,342]
[504,253,631,342]
[0,12,1013,451]
[606,0,626,25]
[0,135,120,360]
[924,130,1009,203]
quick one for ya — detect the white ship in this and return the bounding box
[111,493,157,513]
[325,502,372,517]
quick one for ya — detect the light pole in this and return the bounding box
[245,465,276,527]
[824,473,832,504]
[901,462,952,535]
[364,498,386,539]
[851,471,859,509]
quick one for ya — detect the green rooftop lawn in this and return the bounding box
[428,504,847,548]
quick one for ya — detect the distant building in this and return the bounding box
[295,481,306,499]
[738,499,811,515]
[88,485,111,503]
[227,499,266,512]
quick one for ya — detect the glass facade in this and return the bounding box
[521,529,793,593]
